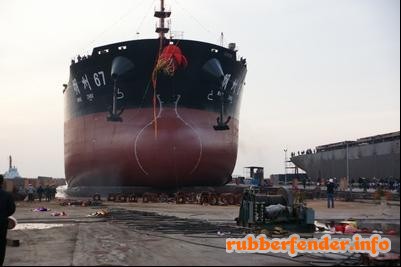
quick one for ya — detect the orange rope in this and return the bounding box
[151,39,184,139]
[151,37,167,139]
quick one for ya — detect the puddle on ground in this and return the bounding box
[13,223,71,230]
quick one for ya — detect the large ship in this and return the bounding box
[64,0,247,190]
[291,131,400,181]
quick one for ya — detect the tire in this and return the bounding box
[117,195,127,202]
[107,194,116,202]
[93,194,101,201]
[209,195,218,206]
[129,194,138,203]
[176,193,186,204]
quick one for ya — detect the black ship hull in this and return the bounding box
[64,39,247,188]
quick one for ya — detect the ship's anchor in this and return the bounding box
[202,58,231,131]
[107,82,125,122]
[107,56,135,122]
[215,99,231,131]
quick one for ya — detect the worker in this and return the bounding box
[44,185,51,202]
[314,182,322,199]
[37,185,44,202]
[0,174,16,266]
[26,184,35,202]
[326,178,335,209]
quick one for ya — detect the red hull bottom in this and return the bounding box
[64,108,239,188]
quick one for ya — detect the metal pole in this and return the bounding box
[346,143,350,190]
[284,149,288,186]
[160,0,165,39]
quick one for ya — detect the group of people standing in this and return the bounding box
[26,184,57,202]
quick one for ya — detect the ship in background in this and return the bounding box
[64,0,247,190]
[291,131,400,182]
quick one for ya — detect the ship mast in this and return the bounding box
[155,0,171,40]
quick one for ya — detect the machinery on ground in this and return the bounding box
[236,187,315,232]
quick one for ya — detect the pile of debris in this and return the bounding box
[254,227,290,238]
[361,252,400,266]
[87,209,110,218]
[59,199,102,207]
[314,219,398,235]
[32,207,51,212]
[51,211,67,217]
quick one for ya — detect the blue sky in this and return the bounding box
[0,0,399,178]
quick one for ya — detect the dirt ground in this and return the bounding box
[4,199,400,266]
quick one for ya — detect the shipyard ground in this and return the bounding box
[4,200,400,266]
